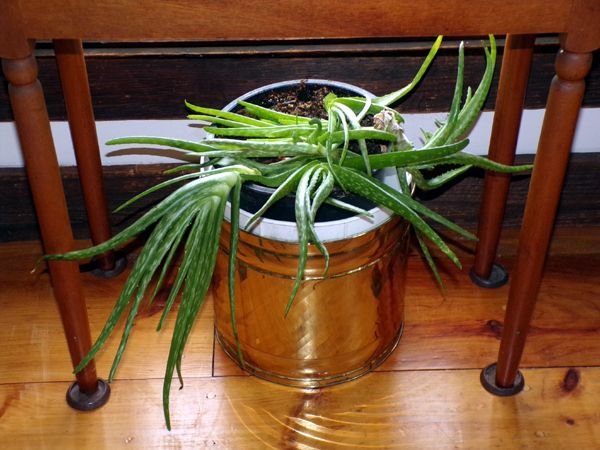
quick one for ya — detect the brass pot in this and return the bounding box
[212,214,410,387]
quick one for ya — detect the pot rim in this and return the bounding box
[225,204,393,244]
[222,78,375,112]
[224,166,403,244]
[218,78,405,243]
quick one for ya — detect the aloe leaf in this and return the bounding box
[355,95,372,123]
[324,103,338,160]
[242,166,304,188]
[153,171,249,327]
[156,212,202,331]
[333,103,371,174]
[176,206,220,342]
[334,99,402,122]
[424,41,464,148]
[409,165,472,191]
[234,155,307,177]
[415,229,445,292]
[448,35,497,142]
[245,162,319,229]
[464,86,473,105]
[307,166,325,196]
[308,168,334,274]
[436,152,533,173]
[72,193,197,375]
[147,230,183,308]
[309,168,334,220]
[420,128,434,142]
[113,171,202,213]
[230,157,313,187]
[163,196,227,429]
[148,208,195,306]
[306,118,324,145]
[71,175,240,375]
[285,167,315,316]
[204,125,316,139]
[203,139,324,157]
[187,115,255,128]
[323,108,347,191]
[163,163,206,175]
[331,165,463,268]
[307,222,329,276]
[333,108,350,164]
[373,35,444,107]
[46,177,220,262]
[107,136,215,153]
[228,179,245,366]
[291,166,332,287]
[341,139,468,171]
[147,178,226,306]
[364,174,477,241]
[238,100,321,125]
[108,205,197,381]
[175,357,184,393]
[324,128,397,145]
[161,208,208,430]
[185,101,270,127]
[324,197,374,217]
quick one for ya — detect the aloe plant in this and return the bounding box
[46,35,531,429]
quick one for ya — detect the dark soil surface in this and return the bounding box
[256,82,342,119]
[233,81,382,221]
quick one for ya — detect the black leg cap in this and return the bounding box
[470,263,508,289]
[66,379,111,411]
[480,362,525,396]
[90,256,127,279]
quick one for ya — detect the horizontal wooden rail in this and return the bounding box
[19,1,570,41]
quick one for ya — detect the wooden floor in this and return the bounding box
[1,227,599,449]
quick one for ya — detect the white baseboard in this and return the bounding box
[1,108,598,167]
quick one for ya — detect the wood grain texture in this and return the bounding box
[0,2,599,444]
[2,153,600,243]
[214,246,600,376]
[1,368,599,448]
[2,50,101,391]
[1,44,599,122]
[0,226,598,447]
[494,47,594,387]
[472,34,536,279]
[0,1,30,59]
[15,0,570,41]
[564,0,600,53]
[53,39,115,266]
[0,241,214,384]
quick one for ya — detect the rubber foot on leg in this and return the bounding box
[470,263,508,289]
[480,362,525,396]
[66,378,111,411]
[89,255,127,279]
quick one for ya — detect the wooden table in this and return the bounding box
[1,0,598,410]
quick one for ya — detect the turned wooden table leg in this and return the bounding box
[2,48,110,410]
[481,46,593,395]
[470,34,535,288]
[53,39,125,276]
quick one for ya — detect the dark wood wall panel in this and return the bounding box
[1,44,599,122]
[1,41,599,243]
[2,154,599,242]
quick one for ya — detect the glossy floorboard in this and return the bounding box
[1,227,599,449]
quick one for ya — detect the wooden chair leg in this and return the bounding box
[53,39,124,276]
[1,48,110,410]
[481,46,594,395]
[471,34,535,288]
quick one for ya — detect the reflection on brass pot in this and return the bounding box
[212,216,410,387]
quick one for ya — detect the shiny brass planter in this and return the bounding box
[212,215,410,387]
